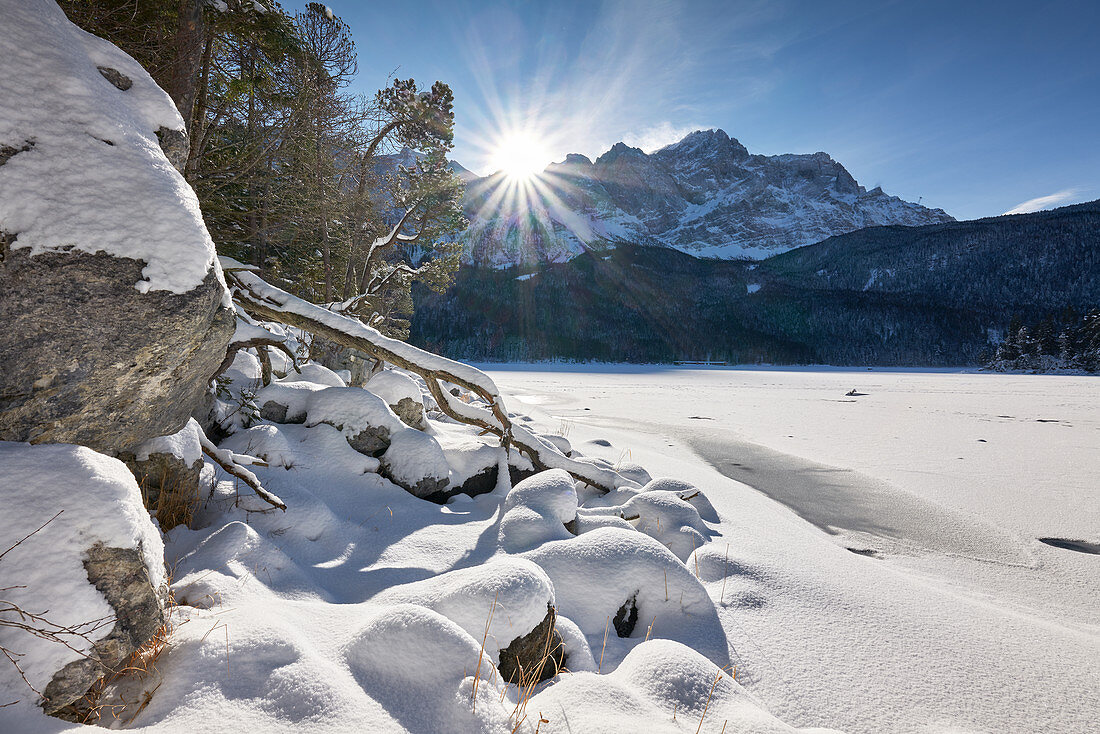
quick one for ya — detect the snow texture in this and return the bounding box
[0,0,222,295]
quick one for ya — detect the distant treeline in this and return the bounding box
[986,309,1100,372]
[410,200,1100,366]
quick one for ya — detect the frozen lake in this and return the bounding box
[483,365,1100,733]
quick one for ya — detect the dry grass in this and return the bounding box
[471,593,499,712]
[135,463,204,532]
[507,613,565,733]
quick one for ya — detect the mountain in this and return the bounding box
[409,200,1100,366]
[458,129,953,266]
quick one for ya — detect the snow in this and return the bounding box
[482,365,1100,733]
[6,360,1096,733]
[532,640,833,734]
[305,386,405,436]
[747,282,762,294]
[290,363,345,387]
[135,417,204,465]
[0,442,165,698]
[366,369,423,406]
[499,469,578,553]
[380,426,451,488]
[523,528,730,672]
[0,0,223,295]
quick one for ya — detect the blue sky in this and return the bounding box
[331,0,1099,220]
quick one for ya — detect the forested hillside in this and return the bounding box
[410,200,1100,365]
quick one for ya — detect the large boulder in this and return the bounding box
[0,1,233,455]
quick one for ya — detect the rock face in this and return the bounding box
[44,543,167,720]
[455,128,955,265]
[0,1,234,455]
[0,249,233,454]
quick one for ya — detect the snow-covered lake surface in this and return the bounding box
[482,365,1100,734]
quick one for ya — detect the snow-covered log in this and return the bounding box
[222,264,635,492]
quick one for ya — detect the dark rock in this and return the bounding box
[613,592,639,638]
[381,469,449,500]
[96,65,132,90]
[260,400,292,424]
[391,396,426,430]
[0,249,234,455]
[497,603,566,685]
[346,425,391,456]
[0,140,34,167]
[155,126,189,173]
[43,543,167,719]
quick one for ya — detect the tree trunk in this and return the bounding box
[166,0,206,129]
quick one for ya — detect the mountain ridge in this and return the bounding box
[457,128,954,266]
[410,199,1100,366]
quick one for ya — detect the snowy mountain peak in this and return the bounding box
[455,129,954,266]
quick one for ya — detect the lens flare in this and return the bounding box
[488,132,552,180]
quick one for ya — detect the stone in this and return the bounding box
[497,603,566,685]
[379,429,450,500]
[613,592,639,638]
[260,400,292,424]
[391,396,426,430]
[346,425,391,456]
[43,543,167,719]
[96,65,132,90]
[0,248,234,455]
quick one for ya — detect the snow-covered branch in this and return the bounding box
[224,266,636,492]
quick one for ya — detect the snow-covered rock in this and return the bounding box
[366,369,427,428]
[121,417,206,530]
[379,427,450,499]
[499,469,579,553]
[0,442,167,717]
[305,386,406,457]
[0,0,234,454]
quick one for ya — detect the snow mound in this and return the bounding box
[0,442,165,696]
[530,639,829,733]
[620,490,711,562]
[499,469,578,553]
[642,477,720,522]
[344,604,514,734]
[292,362,346,387]
[255,380,328,423]
[381,557,555,658]
[220,423,379,474]
[523,527,729,671]
[366,369,423,406]
[0,0,221,294]
[304,386,405,436]
[380,427,450,495]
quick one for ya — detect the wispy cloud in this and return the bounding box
[1003,189,1081,215]
[622,122,709,153]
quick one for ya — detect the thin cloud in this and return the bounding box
[1003,189,1081,215]
[622,122,709,153]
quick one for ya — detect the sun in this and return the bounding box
[489,133,551,180]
